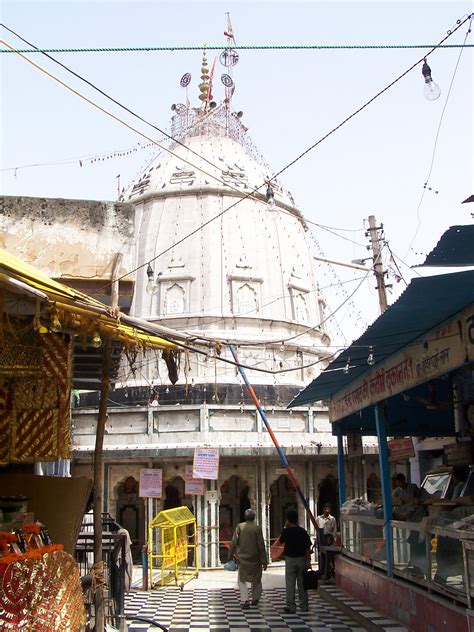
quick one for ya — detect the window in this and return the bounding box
[236,283,258,315]
[293,293,309,323]
[164,283,185,314]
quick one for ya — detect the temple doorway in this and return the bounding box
[219,475,250,563]
[219,475,250,529]
[163,476,193,511]
[317,474,339,521]
[269,475,297,539]
[116,475,145,562]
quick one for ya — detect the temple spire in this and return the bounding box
[198,51,210,103]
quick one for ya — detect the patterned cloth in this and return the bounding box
[0,330,72,464]
[0,549,86,630]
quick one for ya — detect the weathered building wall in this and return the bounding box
[0,195,135,283]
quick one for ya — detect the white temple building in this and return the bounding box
[71,52,379,565]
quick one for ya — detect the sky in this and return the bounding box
[0,0,473,346]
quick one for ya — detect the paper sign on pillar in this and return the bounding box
[193,447,219,480]
[185,464,204,495]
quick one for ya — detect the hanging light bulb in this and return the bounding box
[421,59,441,101]
[91,330,102,348]
[266,182,275,210]
[367,346,375,366]
[146,263,158,295]
[343,358,350,375]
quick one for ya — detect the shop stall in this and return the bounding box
[290,268,474,630]
[0,249,180,630]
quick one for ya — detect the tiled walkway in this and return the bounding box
[319,584,409,632]
[125,585,368,631]
[124,567,408,632]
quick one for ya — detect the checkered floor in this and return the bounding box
[124,586,368,631]
[319,585,408,632]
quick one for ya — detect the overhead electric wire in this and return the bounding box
[2,14,470,298]
[106,12,472,287]
[0,24,260,191]
[311,222,365,232]
[1,17,469,353]
[309,222,367,247]
[109,318,458,385]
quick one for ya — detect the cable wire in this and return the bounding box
[1,43,473,53]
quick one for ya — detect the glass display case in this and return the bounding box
[341,508,474,606]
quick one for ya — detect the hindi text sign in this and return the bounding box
[185,464,204,495]
[193,447,219,480]
[388,438,415,462]
[139,468,163,498]
[329,311,466,422]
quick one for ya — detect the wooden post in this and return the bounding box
[367,215,388,314]
[93,337,112,631]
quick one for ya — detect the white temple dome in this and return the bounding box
[125,104,300,217]
[127,99,330,386]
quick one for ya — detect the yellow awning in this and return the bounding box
[0,248,177,351]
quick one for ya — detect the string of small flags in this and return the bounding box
[79,141,157,168]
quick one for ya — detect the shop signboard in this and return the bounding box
[330,309,467,422]
[185,464,204,495]
[139,468,163,498]
[193,447,220,480]
[388,437,415,462]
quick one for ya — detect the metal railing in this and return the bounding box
[75,513,128,630]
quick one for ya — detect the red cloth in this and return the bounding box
[0,549,85,630]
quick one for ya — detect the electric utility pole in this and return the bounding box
[367,215,389,314]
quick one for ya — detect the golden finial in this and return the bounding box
[198,50,210,103]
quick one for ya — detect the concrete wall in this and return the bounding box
[0,195,135,282]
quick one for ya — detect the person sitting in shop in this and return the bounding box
[392,473,419,505]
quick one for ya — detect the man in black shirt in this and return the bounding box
[279,508,312,614]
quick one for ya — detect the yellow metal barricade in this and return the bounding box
[148,506,198,589]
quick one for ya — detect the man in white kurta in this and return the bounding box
[228,509,268,608]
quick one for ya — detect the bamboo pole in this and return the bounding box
[93,337,112,631]
[228,343,318,530]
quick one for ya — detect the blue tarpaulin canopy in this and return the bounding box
[418,225,474,267]
[289,270,474,436]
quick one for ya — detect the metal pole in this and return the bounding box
[228,343,318,530]
[336,429,346,506]
[374,404,393,577]
[313,254,371,272]
[367,215,388,313]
